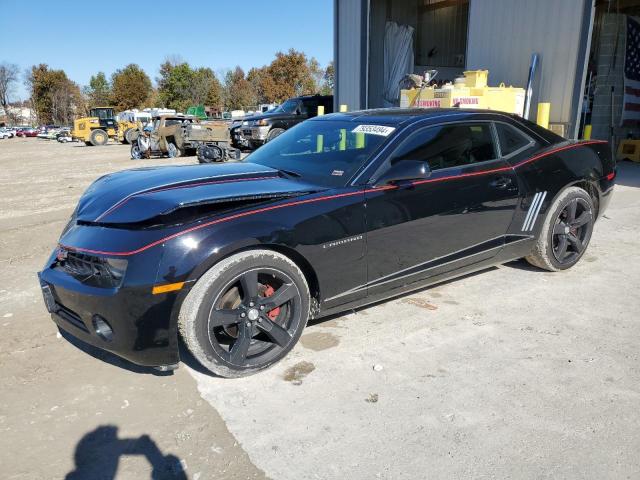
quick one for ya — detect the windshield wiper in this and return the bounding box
[278,169,301,179]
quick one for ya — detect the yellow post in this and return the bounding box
[339,104,348,112]
[355,132,365,149]
[339,129,346,151]
[316,105,325,152]
[583,124,592,140]
[536,102,550,129]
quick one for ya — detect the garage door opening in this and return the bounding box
[367,0,470,108]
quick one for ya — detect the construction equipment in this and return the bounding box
[116,110,152,144]
[71,107,118,146]
[73,107,153,146]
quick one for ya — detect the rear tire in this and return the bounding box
[179,250,310,378]
[123,128,135,144]
[526,187,595,271]
[89,129,108,146]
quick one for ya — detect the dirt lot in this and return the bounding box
[1,138,639,479]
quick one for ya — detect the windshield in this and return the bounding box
[273,99,299,114]
[90,108,114,120]
[244,120,394,187]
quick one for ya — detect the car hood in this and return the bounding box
[75,162,323,224]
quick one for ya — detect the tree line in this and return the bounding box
[0,49,334,125]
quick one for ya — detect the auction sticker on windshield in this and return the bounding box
[352,125,396,136]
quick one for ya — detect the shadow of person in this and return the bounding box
[65,425,187,480]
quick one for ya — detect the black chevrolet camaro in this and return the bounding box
[38,109,615,377]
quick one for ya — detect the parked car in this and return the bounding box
[240,94,333,149]
[56,130,74,143]
[16,127,38,137]
[0,127,16,138]
[0,129,12,139]
[38,108,614,377]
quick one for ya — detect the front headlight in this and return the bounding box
[104,258,128,282]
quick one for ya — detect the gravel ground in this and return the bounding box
[1,137,639,479]
[0,139,264,480]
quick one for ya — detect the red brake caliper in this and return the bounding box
[262,285,281,321]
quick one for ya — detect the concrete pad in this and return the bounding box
[188,161,640,479]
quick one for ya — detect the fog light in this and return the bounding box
[92,314,114,342]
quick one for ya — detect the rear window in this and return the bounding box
[495,123,532,156]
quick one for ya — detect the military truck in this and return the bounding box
[130,114,238,161]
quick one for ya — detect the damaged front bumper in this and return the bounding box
[38,248,183,369]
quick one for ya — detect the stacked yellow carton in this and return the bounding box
[400,70,525,116]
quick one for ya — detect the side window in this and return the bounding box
[322,97,334,113]
[495,122,532,156]
[392,123,497,171]
[302,99,320,115]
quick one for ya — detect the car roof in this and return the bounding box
[296,94,333,100]
[313,108,522,127]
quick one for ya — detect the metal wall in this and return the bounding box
[466,0,594,137]
[334,0,368,111]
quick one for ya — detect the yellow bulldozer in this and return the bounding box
[72,107,140,146]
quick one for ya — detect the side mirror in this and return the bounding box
[375,160,431,186]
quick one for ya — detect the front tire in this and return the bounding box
[130,143,143,159]
[266,127,285,142]
[179,250,310,378]
[167,142,181,158]
[526,187,595,271]
[89,129,108,146]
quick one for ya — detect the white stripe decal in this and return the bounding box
[522,193,540,231]
[526,191,547,231]
[522,193,541,231]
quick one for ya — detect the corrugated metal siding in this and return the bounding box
[467,0,590,132]
[336,0,365,110]
[417,1,468,67]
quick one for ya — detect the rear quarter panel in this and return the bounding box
[510,140,612,240]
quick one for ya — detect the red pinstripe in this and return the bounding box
[60,140,608,257]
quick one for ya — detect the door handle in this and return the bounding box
[489,176,512,189]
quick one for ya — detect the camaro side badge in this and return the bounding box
[522,191,548,232]
[351,125,396,136]
[322,235,364,250]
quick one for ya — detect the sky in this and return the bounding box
[0,0,334,100]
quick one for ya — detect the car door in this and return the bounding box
[364,121,521,296]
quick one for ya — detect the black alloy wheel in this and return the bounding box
[526,186,595,271]
[179,250,310,377]
[551,197,593,265]
[209,268,302,367]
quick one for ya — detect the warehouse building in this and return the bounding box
[334,0,640,145]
